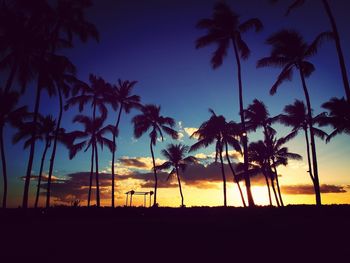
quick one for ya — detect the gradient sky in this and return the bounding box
[2,0,350,207]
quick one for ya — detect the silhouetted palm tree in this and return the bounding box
[69,115,114,207]
[248,141,278,206]
[257,29,332,206]
[245,99,283,205]
[279,100,328,197]
[0,89,27,208]
[13,114,56,208]
[156,143,197,207]
[317,97,350,141]
[44,0,99,209]
[191,109,242,207]
[42,54,81,208]
[195,2,263,206]
[271,0,350,101]
[132,104,178,207]
[221,119,246,207]
[110,79,141,207]
[267,133,302,205]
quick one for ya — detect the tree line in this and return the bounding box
[0,0,349,209]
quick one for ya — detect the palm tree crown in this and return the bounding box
[196,2,263,68]
[157,143,197,207]
[132,104,178,145]
[132,104,178,207]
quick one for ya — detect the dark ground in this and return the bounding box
[1,205,349,262]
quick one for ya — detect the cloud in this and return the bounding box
[177,132,184,141]
[116,156,165,171]
[184,127,198,139]
[20,174,65,182]
[281,184,347,195]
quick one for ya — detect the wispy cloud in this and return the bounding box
[281,184,347,195]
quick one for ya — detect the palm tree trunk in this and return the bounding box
[4,64,17,94]
[219,149,227,207]
[175,166,184,207]
[304,128,314,183]
[150,142,158,207]
[225,142,246,207]
[0,126,8,208]
[263,170,272,206]
[95,142,100,207]
[232,38,254,207]
[46,87,63,208]
[88,143,94,207]
[34,140,50,208]
[299,68,321,206]
[322,0,350,102]
[262,126,276,206]
[111,105,123,208]
[270,177,280,207]
[22,82,42,208]
[271,159,284,206]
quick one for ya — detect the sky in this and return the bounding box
[2,0,350,207]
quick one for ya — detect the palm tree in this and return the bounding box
[279,100,328,197]
[195,2,263,206]
[0,1,98,208]
[156,143,197,207]
[110,79,141,208]
[317,97,350,141]
[0,89,27,208]
[257,29,332,206]
[271,0,350,101]
[44,0,99,209]
[65,74,114,122]
[221,119,246,207]
[68,115,114,207]
[245,99,283,205]
[41,54,81,208]
[132,104,178,207]
[247,141,279,206]
[190,110,244,207]
[13,114,57,208]
[267,133,302,205]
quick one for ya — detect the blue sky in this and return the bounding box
[2,0,350,206]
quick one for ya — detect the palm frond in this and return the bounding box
[270,65,294,95]
[239,18,263,33]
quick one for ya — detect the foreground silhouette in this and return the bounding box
[132,105,178,206]
[195,2,263,207]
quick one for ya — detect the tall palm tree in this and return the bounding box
[245,99,283,205]
[257,29,332,206]
[0,1,98,208]
[279,100,328,197]
[40,54,81,208]
[195,2,263,206]
[68,115,114,207]
[13,114,57,208]
[44,0,99,209]
[110,79,141,207]
[132,104,178,207]
[267,133,302,205]
[247,141,279,206]
[221,119,246,207]
[317,97,350,142]
[0,89,27,208]
[271,0,350,101]
[156,143,197,207]
[190,110,244,207]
